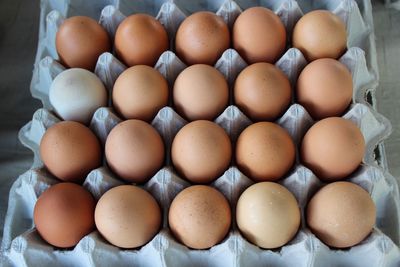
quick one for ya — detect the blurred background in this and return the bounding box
[0,0,399,241]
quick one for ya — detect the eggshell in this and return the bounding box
[236,182,301,249]
[40,121,102,183]
[173,64,228,121]
[49,68,107,125]
[56,16,111,70]
[33,183,96,248]
[307,181,376,248]
[296,58,353,119]
[112,65,168,121]
[105,120,164,183]
[175,12,230,65]
[292,10,347,61]
[301,117,365,181]
[115,14,169,66]
[234,62,291,121]
[233,7,286,64]
[171,120,232,183]
[236,122,295,182]
[169,185,231,249]
[95,185,161,248]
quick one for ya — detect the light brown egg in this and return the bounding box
[307,181,376,248]
[34,183,96,248]
[301,117,365,181]
[95,185,161,248]
[292,10,347,61]
[114,14,168,66]
[234,62,291,121]
[56,16,111,71]
[233,7,286,64]
[173,65,228,121]
[171,120,232,183]
[105,120,164,183]
[236,122,295,182]
[112,65,168,121]
[175,12,230,65]
[296,58,353,119]
[169,185,231,249]
[236,182,300,249]
[40,121,102,183]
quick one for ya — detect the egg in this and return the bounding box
[40,121,102,183]
[171,120,231,183]
[115,14,169,66]
[112,65,168,121]
[56,16,111,71]
[105,120,164,183]
[95,185,161,248]
[168,185,231,249]
[236,182,300,249]
[296,58,353,119]
[307,181,376,248]
[175,12,230,65]
[236,122,295,181]
[292,10,347,61]
[34,183,95,248]
[173,65,228,121]
[301,117,365,181]
[233,7,286,64]
[49,68,107,125]
[234,62,291,121]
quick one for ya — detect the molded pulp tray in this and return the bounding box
[1,0,400,266]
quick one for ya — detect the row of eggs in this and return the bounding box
[56,7,347,70]
[40,117,364,185]
[34,179,375,251]
[51,57,353,127]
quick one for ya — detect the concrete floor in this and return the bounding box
[374,0,400,177]
[0,0,399,242]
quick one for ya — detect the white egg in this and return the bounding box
[49,68,107,124]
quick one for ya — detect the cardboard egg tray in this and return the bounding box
[1,0,400,266]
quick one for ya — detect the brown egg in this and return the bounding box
[233,7,286,64]
[105,120,164,183]
[56,16,111,71]
[169,185,231,249]
[40,121,102,183]
[236,182,300,249]
[292,10,347,61]
[173,65,228,121]
[171,120,232,183]
[307,181,376,248]
[301,117,365,181]
[112,65,168,121]
[34,183,95,248]
[115,14,169,66]
[296,58,353,119]
[175,12,230,65]
[95,185,161,248]
[236,122,295,181]
[234,62,292,121]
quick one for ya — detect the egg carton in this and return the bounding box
[2,0,399,266]
[1,102,400,266]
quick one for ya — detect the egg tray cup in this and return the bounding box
[2,0,400,266]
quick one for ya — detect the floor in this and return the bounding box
[374,1,400,177]
[0,0,399,242]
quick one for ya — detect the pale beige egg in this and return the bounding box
[236,182,300,249]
